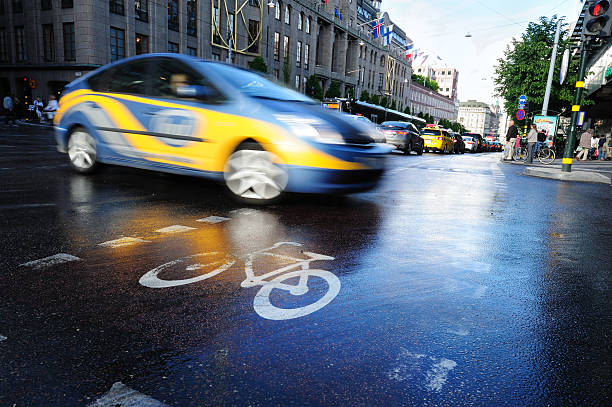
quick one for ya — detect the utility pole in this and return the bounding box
[562,38,591,173]
[542,18,563,115]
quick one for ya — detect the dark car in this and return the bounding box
[380,121,424,155]
[451,133,465,154]
[463,133,484,152]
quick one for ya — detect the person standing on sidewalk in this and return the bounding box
[576,128,593,161]
[505,120,519,160]
[3,94,15,125]
[526,124,538,164]
[606,132,612,160]
[598,133,607,161]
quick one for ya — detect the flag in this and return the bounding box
[335,8,339,17]
[372,17,384,39]
[382,26,392,45]
[405,44,414,60]
[414,49,419,61]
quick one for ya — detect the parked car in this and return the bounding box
[490,141,503,152]
[380,121,424,155]
[462,135,477,153]
[421,125,454,154]
[54,54,391,204]
[347,115,386,144]
[463,133,484,152]
[451,133,465,154]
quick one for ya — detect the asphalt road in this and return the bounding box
[1,126,611,406]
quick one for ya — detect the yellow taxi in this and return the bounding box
[420,124,454,154]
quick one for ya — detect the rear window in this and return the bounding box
[421,129,442,136]
[463,137,472,141]
[381,124,404,130]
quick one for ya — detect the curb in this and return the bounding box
[523,166,611,185]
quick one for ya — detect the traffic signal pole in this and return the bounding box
[562,38,591,173]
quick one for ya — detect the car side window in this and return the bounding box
[88,60,150,95]
[150,58,223,103]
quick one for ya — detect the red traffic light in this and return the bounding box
[590,0,610,17]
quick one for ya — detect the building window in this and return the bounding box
[378,73,383,90]
[304,44,309,69]
[110,27,125,61]
[41,0,52,10]
[273,68,279,79]
[305,17,310,34]
[295,75,299,89]
[135,0,148,21]
[188,46,197,56]
[247,19,259,53]
[248,0,258,5]
[168,41,178,53]
[274,1,280,20]
[42,24,54,62]
[284,4,290,24]
[61,0,72,8]
[227,13,234,40]
[14,26,25,60]
[187,0,197,36]
[298,12,303,30]
[283,35,289,59]
[303,76,307,92]
[213,6,221,44]
[135,33,148,55]
[63,23,75,61]
[296,41,301,67]
[0,29,8,61]
[273,32,279,61]
[12,0,23,13]
[110,0,124,15]
[168,0,179,32]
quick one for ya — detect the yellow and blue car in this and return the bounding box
[54,54,390,203]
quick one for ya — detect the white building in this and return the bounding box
[409,82,456,123]
[457,100,497,136]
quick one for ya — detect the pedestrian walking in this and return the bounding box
[606,132,612,160]
[42,95,58,122]
[589,134,599,160]
[526,124,538,164]
[598,133,607,161]
[3,93,16,125]
[33,97,44,122]
[504,120,519,160]
[576,128,593,161]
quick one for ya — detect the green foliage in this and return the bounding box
[417,112,424,119]
[450,122,467,134]
[390,100,397,111]
[325,80,342,99]
[306,75,323,101]
[248,56,267,73]
[411,74,439,92]
[360,90,370,103]
[439,119,452,129]
[380,96,388,107]
[494,15,587,117]
[404,105,411,115]
[282,56,291,85]
[370,94,380,105]
[345,87,355,99]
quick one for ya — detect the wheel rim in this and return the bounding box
[68,131,96,170]
[224,150,288,200]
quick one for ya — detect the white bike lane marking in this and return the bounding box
[154,225,196,234]
[19,253,81,269]
[0,334,6,342]
[196,215,230,224]
[88,382,169,407]
[98,237,150,248]
[387,349,457,393]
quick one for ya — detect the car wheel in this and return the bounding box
[404,142,411,155]
[68,128,98,174]
[224,142,288,205]
[417,144,424,155]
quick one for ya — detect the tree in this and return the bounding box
[439,119,453,129]
[404,106,411,115]
[370,94,380,105]
[325,80,342,99]
[380,96,388,107]
[411,74,439,92]
[345,87,355,99]
[390,100,397,111]
[306,75,323,101]
[417,112,425,119]
[494,15,586,118]
[282,56,291,85]
[360,90,370,103]
[248,56,267,73]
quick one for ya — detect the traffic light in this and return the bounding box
[583,0,612,38]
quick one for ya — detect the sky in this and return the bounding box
[383,0,584,106]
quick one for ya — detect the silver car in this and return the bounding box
[462,135,478,153]
[347,115,386,143]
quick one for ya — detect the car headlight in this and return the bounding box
[274,114,345,145]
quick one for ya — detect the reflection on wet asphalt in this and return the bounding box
[1,129,611,406]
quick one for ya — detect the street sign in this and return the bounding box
[519,95,527,105]
[577,111,586,126]
[29,79,37,89]
[516,109,525,121]
[518,103,525,110]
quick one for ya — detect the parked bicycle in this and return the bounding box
[513,144,555,164]
[139,242,340,320]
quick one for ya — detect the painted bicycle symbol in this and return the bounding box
[139,242,341,320]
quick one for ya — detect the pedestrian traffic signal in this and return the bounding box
[583,0,611,37]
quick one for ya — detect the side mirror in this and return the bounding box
[176,85,216,100]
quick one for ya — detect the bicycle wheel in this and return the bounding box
[253,269,341,320]
[538,148,555,165]
[512,148,522,161]
[139,252,235,288]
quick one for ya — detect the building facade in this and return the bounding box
[457,100,497,136]
[408,81,456,123]
[0,0,414,112]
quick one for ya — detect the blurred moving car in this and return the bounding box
[462,135,477,153]
[380,121,424,155]
[463,133,484,152]
[421,124,454,154]
[347,114,386,143]
[451,133,465,154]
[54,54,391,204]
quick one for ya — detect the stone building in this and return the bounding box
[457,99,497,136]
[408,81,455,123]
[0,0,413,111]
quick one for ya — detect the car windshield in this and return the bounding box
[204,62,313,103]
[463,137,472,141]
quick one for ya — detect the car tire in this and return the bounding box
[404,142,411,155]
[224,142,288,205]
[67,127,98,174]
[417,144,424,155]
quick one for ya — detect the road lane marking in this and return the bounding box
[447,327,469,336]
[88,382,169,407]
[155,225,196,234]
[388,349,457,393]
[99,237,150,248]
[230,208,257,216]
[0,335,6,342]
[19,253,81,269]
[425,358,457,392]
[196,215,230,224]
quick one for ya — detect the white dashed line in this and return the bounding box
[425,358,457,392]
[0,335,6,342]
[99,237,150,248]
[155,225,197,234]
[88,382,169,407]
[230,208,258,216]
[19,253,81,269]
[196,215,231,224]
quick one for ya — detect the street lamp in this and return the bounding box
[267,1,275,7]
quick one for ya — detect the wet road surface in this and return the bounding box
[1,127,611,406]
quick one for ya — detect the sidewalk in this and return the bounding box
[502,158,612,184]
